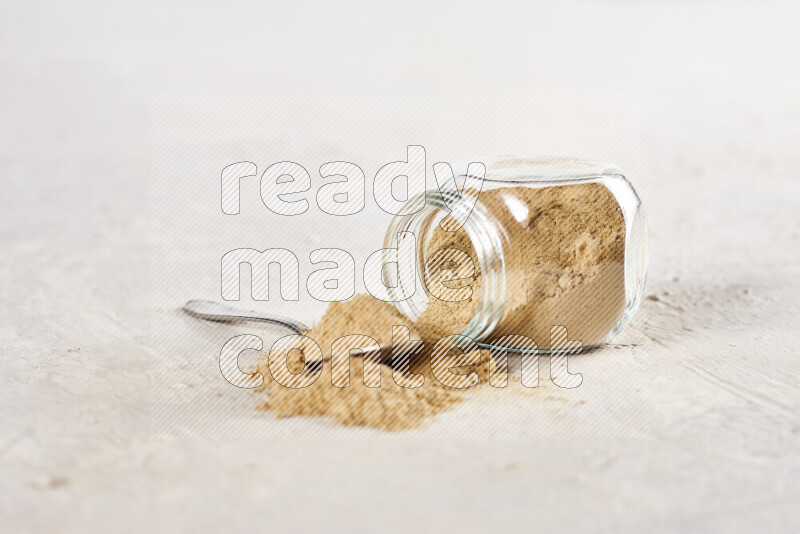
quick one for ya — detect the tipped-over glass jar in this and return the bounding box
[383,156,647,352]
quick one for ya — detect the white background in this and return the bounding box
[2,1,799,532]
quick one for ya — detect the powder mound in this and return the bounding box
[260,358,460,431]
[256,296,501,431]
[263,294,422,374]
[305,293,420,356]
[258,326,498,431]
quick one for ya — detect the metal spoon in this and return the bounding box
[183,300,310,335]
[182,300,398,362]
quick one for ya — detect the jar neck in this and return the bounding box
[384,191,507,342]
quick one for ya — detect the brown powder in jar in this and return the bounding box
[416,182,626,348]
[255,182,625,431]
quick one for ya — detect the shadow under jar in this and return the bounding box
[384,156,648,353]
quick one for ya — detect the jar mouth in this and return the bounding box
[384,190,506,343]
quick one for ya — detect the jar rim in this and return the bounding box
[477,155,623,184]
[384,190,507,343]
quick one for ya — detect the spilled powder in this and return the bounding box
[257,296,498,431]
[256,183,625,431]
[295,294,421,357]
[259,353,484,431]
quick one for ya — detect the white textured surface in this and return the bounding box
[2,2,800,532]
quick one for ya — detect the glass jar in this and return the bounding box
[383,156,648,352]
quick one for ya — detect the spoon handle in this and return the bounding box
[183,300,310,335]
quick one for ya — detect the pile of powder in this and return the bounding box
[298,294,421,358]
[256,182,625,431]
[264,294,422,375]
[257,295,497,431]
